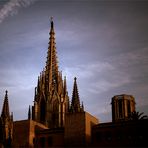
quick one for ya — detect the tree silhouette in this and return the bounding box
[129,111,148,120]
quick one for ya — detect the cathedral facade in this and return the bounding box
[0,19,148,148]
[0,19,97,147]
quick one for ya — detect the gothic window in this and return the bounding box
[52,100,59,126]
[127,100,131,117]
[40,99,46,123]
[118,99,123,118]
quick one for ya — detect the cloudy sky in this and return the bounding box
[0,0,148,123]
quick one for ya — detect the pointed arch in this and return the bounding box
[39,98,46,123]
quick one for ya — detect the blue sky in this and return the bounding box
[0,0,148,122]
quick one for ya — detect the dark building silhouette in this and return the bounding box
[92,119,148,147]
[0,19,148,148]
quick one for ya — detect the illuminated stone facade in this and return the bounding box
[12,120,47,147]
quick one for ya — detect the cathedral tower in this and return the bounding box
[31,19,69,128]
[0,90,13,147]
[111,94,136,122]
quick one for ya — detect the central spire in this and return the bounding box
[45,17,59,92]
[32,19,70,128]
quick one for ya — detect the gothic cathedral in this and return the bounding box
[1,19,147,148]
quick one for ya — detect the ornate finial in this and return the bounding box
[50,16,54,29]
[5,90,8,99]
[74,77,77,81]
[50,16,53,22]
[5,90,8,95]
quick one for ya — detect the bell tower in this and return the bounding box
[111,94,136,122]
[0,90,13,147]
